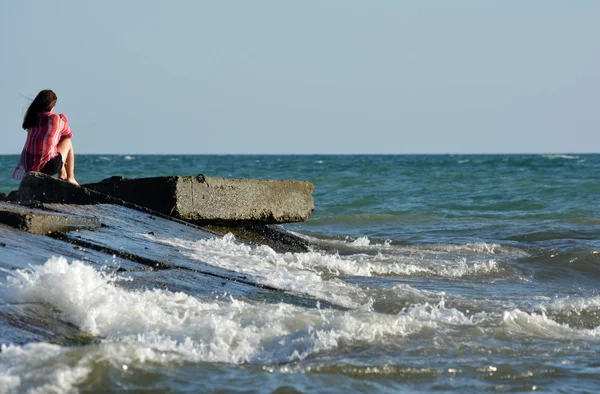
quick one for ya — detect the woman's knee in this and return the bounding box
[56,138,73,158]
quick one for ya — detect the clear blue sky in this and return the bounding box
[1,1,598,154]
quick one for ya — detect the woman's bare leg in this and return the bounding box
[56,138,79,186]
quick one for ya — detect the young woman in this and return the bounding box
[13,89,79,186]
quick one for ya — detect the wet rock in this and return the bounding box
[13,172,315,252]
[0,201,100,235]
[0,304,91,346]
[204,223,311,253]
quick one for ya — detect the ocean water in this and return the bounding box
[0,154,599,393]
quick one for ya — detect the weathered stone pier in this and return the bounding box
[0,172,328,345]
[5,172,315,252]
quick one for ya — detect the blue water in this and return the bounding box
[1,154,599,393]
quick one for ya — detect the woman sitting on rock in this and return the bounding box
[13,89,78,186]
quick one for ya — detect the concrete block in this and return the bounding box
[84,175,315,224]
[14,172,114,205]
[0,201,100,234]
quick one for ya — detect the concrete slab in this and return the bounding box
[84,175,315,224]
[13,172,115,205]
[0,202,337,347]
[12,172,313,251]
[0,201,100,235]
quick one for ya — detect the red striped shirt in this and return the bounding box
[13,112,73,180]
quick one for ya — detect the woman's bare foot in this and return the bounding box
[60,172,79,186]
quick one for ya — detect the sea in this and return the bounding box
[0,154,599,393]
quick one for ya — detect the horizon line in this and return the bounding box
[1,152,598,156]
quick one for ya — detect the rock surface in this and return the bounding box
[0,172,325,346]
[0,203,337,346]
[11,172,313,252]
[12,172,116,204]
[84,175,315,224]
[0,201,100,235]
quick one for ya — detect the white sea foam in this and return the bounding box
[0,342,90,394]
[415,242,527,256]
[350,236,371,247]
[436,258,500,278]
[317,252,501,278]
[302,234,526,256]
[0,371,20,394]
[0,258,483,392]
[149,233,367,308]
[500,309,599,339]
[542,154,579,160]
[151,234,507,293]
[2,257,596,393]
[540,296,600,314]
[1,258,433,355]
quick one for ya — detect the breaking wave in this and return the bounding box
[152,234,517,286]
[0,258,598,393]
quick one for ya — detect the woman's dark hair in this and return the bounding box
[22,89,57,129]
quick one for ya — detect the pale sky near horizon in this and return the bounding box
[1,1,599,154]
